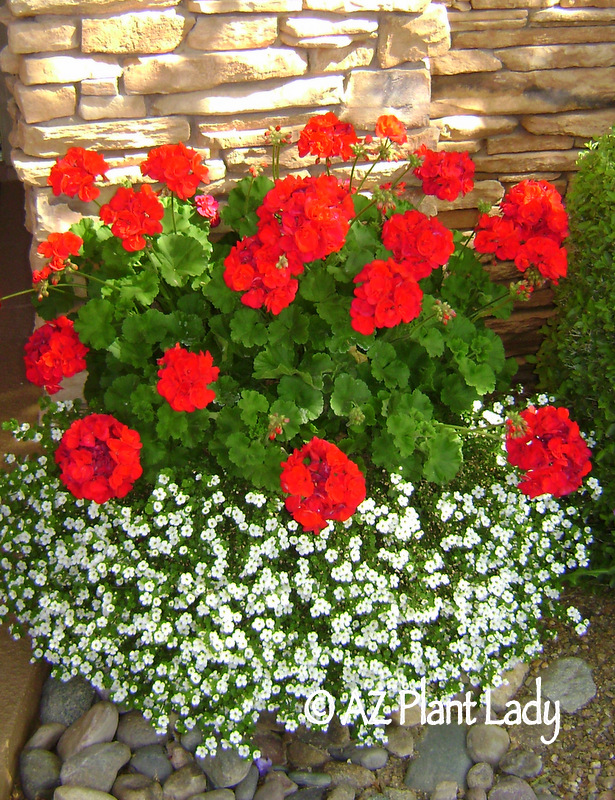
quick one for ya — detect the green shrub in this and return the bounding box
[537,127,615,582]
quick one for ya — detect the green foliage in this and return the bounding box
[537,127,615,583]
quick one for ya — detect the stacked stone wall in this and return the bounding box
[1,0,615,362]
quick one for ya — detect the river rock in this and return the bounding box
[253,780,284,800]
[61,741,131,792]
[467,762,494,790]
[293,789,326,800]
[54,788,117,800]
[287,772,330,789]
[116,711,162,750]
[57,702,120,761]
[488,775,538,800]
[199,749,253,788]
[131,745,173,783]
[385,726,415,758]
[235,764,259,800]
[466,790,487,800]
[322,762,375,790]
[537,657,597,713]
[348,746,389,770]
[488,664,530,713]
[166,741,194,770]
[112,774,164,800]
[499,750,543,779]
[20,748,61,800]
[466,725,510,766]
[405,723,472,793]
[287,740,329,769]
[24,723,67,751]
[41,676,96,728]
[189,792,236,800]
[162,764,208,800]
[431,781,458,800]
[180,727,203,753]
[327,787,356,800]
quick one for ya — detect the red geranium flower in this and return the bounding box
[297,112,359,162]
[500,180,568,244]
[140,143,210,200]
[156,343,220,412]
[474,215,521,262]
[350,258,423,335]
[99,184,164,252]
[55,414,143,504]
[48,147,109,202]
[413,145,475,202]
[280,437,366,533]
[382,209,455,280]
[514,236,567,284]
[23,316,89,394]
[505,405,591,498]
[195,194,220,227]
[35,231,83,284]
[375,114,408,144]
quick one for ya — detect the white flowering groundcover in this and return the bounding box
[0,397,599,757]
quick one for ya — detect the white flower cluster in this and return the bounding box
[0,399,597,754]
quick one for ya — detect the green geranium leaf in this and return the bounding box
[103,374,141,417]
[299,269,336,302]
[75,298,117,349]
[331,375,371,417]
[202,267,238,313]
[423,429,463,483]
[253,343,295,380]
[101,270,160,307]
[458,357,496,395]
[230,308,268,348]
[269,305,310,345]
[417,326,445,358]
[149,234,208,287]
[221,176,274,238]
[238,390,269,427]
[278,376,323,422]
[439,372,477,413]
[156,403,189,440]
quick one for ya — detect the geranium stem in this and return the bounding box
[170,195,177,234]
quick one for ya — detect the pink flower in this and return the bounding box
[195,195,221,227]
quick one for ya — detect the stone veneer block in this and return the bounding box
[17,116,191,157]
[280,13,379,37]
[280,32,375,48]
[530,6,615,24]
[80,78,119,96]
[8,0,181,16]
[377,6,451,68]
[486,132,575,154]
[303,0,430,10]
[82,10,194,54]
[453,25,615,48]
[431,49,502,74]
[472,149,582,174]
[0,46,21,74]
[79,95,148,120]
[20,54,122,85]
[151,75,343,115]
[187,0,302,11]
[12,82,76,124]
[123,49,308,94]
[195,108,331,136]
[223,144,315,170]
[8,16,78,53]
[521,108,615,136]
[432,114,518,140]
[341,65,430,128]
[309,42,375,72]
[187,15,278,51]
[472,0,556,6]
[447,9,528,29]
[431,66,615,116]
[495,42,615,70]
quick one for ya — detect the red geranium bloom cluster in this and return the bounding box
[280,437,366,533]
[48,147,109,202]
[297,112,359,162]
[225,174,354,313]
[99,184,164,252]
[55,414,143,504]
[413,145,475,202]
[375,114,408,145]
[23,316,89,395]
[350,258,423,335]
[34,231,83,284]
[156,343,220,412]
[382,209,455,280]
[505,405,592,498]
[224,234,303,315]
[140,143,209,200]
[475,180,569,283]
